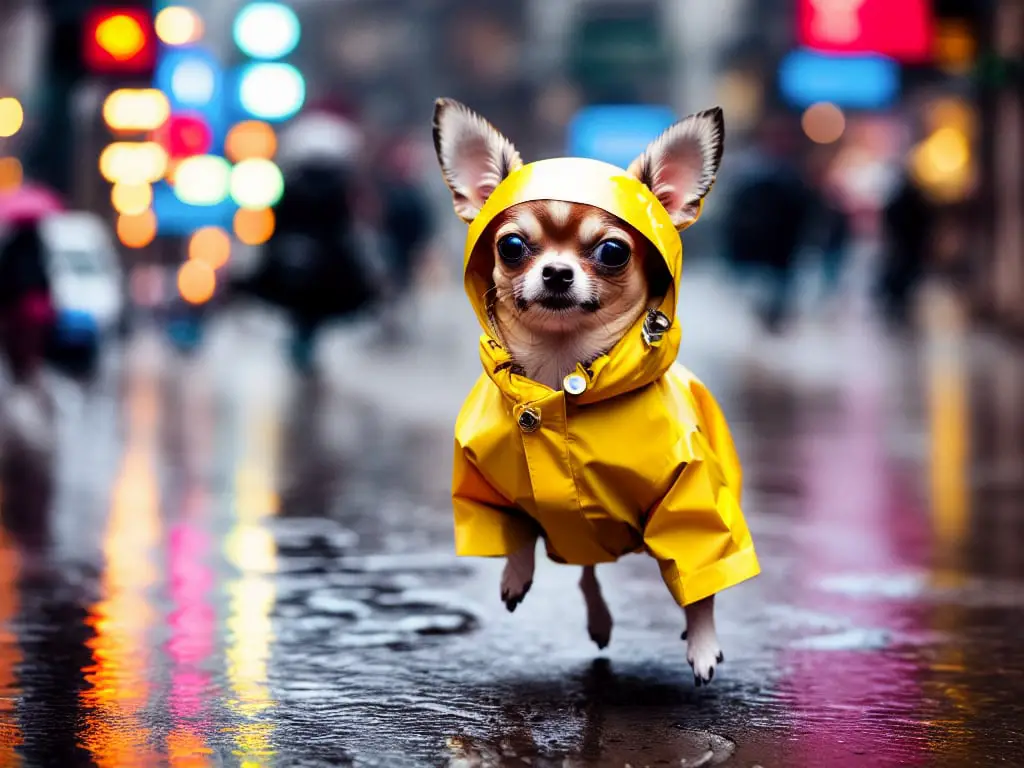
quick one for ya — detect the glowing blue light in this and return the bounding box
[778,49,900,109]
[233,2,301,60]
[237,62,305,121]
[566,105,677,169]
[156,48,221,110]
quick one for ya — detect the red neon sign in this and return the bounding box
[797,0,933,63]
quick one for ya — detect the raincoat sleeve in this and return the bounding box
[643,381,759,607]
[452,436,541,557]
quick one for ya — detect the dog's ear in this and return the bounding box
[433,98,523,223]
[627,107,724,230]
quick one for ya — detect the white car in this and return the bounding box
[38,212,125,371]
[39,211,124,333]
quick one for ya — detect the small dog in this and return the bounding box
[434,98,758,685]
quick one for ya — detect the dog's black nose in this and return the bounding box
[541,263,574,293]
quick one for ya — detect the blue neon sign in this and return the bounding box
[778,49,900,109]
[566,105,676,169]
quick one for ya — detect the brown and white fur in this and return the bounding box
[433,98,725,685]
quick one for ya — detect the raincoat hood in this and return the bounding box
[450,157,758,608]
[463,157,702,403]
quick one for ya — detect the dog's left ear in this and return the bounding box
[432,98,523,223]
[627,107,725,230]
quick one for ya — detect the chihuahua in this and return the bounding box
[433,98,732,684]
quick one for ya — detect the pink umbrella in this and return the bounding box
[0,183,64,225]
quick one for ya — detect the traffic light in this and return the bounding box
[83,7,157,76]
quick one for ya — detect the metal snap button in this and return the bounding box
[642,309,672,346]
[517,408,540,432]
[563,373,587,395]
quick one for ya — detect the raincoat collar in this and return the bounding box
[463,157,702,405]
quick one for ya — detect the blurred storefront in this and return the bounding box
[979,0,1024,331]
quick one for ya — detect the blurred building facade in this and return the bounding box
[980,0,1024,331]
[3,0,1021,329]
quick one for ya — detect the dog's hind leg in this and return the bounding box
[580,565,613,650]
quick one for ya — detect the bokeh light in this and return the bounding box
[230,159,284,209]
[233,208,275,245]
[801,102,846,144]
[188,226,231,269]
[173,155,231,206]
[111,183,153,215]
[170,57,216,107]
[116,210,157,249]
[95,14,147,61]
[0,158,22,192]
[177,259,216,304]
[0,98,24,138]
[99,142,168,184]
[237,63,305,121]
[233,3,301,60]
[225,121,277,162]
[102,89,170,133]
[152,113,213,159]
[155,6,204,46]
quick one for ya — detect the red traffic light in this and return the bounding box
[152,113,213,159]
[83,8,156,74]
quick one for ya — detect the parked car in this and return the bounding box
[38,212,125,374]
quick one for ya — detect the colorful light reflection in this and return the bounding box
[225,411,280,763]
[79,375,162,766]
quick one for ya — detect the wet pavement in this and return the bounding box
[1,269,1024,767]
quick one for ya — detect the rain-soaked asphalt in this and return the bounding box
[1,268,1023,767]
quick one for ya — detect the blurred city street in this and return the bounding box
[0,265,1021,767]
[1,0,1023,765]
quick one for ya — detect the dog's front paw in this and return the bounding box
[684,629,724,687]
[500,553,534,612]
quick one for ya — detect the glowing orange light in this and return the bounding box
[111,182,153,215]
[155,6,204,46]
[116,210,157,249]
[99,142,168,184]
[802,101,846,144]
[102,89,170,132]
[95,14,147,61]
[178,259,216,304]
[0,157,22,192]
[225,121,277,162]
[233,208,275,246]
[188,226,230,269]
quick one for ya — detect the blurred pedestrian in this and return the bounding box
[0,221,57,457]
[234,109,388,373]
[376,135,435,344]
[722,116,814,333]
[0,221,55,385]
[815,183,852,315]
[876,170,934,328]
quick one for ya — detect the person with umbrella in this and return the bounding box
[0,183,63,457]
[0,184,61,385]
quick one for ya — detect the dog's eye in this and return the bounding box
[497,234,528,264]
[593,239,631,269]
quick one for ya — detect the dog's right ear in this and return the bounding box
[432,98,523,223]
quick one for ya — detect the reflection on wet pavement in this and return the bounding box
[0,300,1023,765]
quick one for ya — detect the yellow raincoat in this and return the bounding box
[451,158,759,607]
